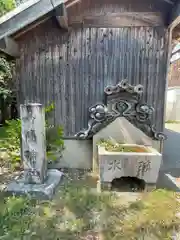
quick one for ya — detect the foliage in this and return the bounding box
[0,57,14,99]
[0,119,21,169]
[0,56,16,124]
[0,103,64,169]
[97,138,124,145]
[0,196,34,239]
[0,0,15,17]
[46,125,64,161]
[0,172,179,239]
[165,120,180,124]
[97,139,148,152]
[45,103,65,161]
[45,102,55,117]
[0,0,16,123]
[105,189,180,240]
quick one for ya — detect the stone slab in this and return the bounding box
[163,174,180,192]
[93,117,160,172]
[5,169,63,200]
[98,145,162,184]
[49,140,92,169]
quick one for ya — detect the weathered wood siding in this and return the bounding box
[67,0,170,25]
[16,0,169,137]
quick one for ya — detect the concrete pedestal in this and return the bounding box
[6,169,63,200]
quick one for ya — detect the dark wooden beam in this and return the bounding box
[0,0,65,40]
[169,15,180,32]
[172,24,180,40]
[66,0,81,8]
[54,3,68,30]
[0,37,19,57]
[161,0,174,5]
[168,0,180,27]
[69,12,164,27]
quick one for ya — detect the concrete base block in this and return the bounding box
[5,169,63,200]
[144,184,156,192]
[98,180,156,193]
[163,174,180,192]
[48,140,92,169]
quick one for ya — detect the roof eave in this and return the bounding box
[0,0,66,40]
[0,0,69,57]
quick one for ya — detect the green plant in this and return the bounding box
[46,125,64,161]
[0,56,16,123]
[0,0,15,17]
[165,120,180,124]
[0,196,34,238]
[97,139,148,152]
[0,103,64,169]
[45,103,65,161]
[0,57,13,100]
[0,171,179,240]
[0,119,21,169]
[45,102,55,116]
[0,1,16,123]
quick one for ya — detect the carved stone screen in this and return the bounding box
[75,80,166,141]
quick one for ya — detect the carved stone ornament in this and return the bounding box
[75,80,167,141]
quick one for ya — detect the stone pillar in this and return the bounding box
[6,103,63,200]
[20,103,47,184]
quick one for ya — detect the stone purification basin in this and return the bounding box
[98,143,162,189]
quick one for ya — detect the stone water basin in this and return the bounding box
[98,144,162,184]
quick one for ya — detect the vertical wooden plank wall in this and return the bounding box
[16,0,170,137]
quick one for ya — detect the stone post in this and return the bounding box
[20,103,47,184]
[6,103,63,200]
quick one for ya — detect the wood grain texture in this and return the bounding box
[67,0,169,26]
[0,37,20,57]
[15,0,169,136]
[69,13,164,27]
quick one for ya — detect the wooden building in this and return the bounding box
[166,43,180,121]
[168,44,180,87]
[168,60,180,87]
[0,0,180,139]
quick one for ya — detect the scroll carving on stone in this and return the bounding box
[75,80,167,141]
[75,103,114,139]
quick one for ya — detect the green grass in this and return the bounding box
[0,125,8,139]
[97,139,148,152]
[0,171,179,240]
[106,190,180,240]
[165,120,180,124]
[105,144,148,153]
